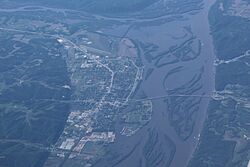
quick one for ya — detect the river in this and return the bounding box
[141,0,216,166]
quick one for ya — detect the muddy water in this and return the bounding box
[139,0,216,166]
